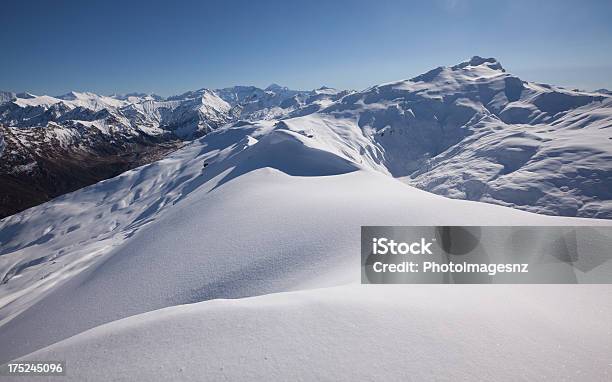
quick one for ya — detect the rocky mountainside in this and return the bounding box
[0,123,181,218]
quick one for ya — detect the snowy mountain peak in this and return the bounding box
[165,88,216,101]
[57,91,85,100]
[409,56,505,84]
[110,92,165,102]
[265,83,288,92]
[452,56,505,72]
[15,92,36,99]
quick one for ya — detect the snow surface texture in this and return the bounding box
[10,285,612,381]
[0,117,611,380]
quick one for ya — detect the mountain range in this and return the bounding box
[1,56,610,219]
[0,84,348,217]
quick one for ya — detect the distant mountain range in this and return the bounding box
[1,56,611,218]
[0,84,349,217]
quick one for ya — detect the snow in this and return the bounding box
[11,284,612,381]
[8,90,129,113]
[1,118,610,366]
[313,57,612,218]
[1,57,612,379]
[57,91,127,111]
[116,89,232,138]
[12,94,65,108]
[7,161,36,174]
[1,88,231,139]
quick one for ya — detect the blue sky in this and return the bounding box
[1,0,611,96]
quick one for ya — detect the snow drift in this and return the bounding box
[12,285,612,381]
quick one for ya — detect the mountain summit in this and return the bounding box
[452,55,505,71]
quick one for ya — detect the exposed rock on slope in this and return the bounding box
[0,124,181,218]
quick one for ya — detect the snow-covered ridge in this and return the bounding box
[1,116,610,363]
[19,284,612,381]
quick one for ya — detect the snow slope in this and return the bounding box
[1,118,610,366]
[12,285,612,381]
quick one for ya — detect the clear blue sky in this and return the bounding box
[1,0,611,96]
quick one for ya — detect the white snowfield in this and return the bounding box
[1,58,612,380]
[11,285,612,382]
[1,115,611,380]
